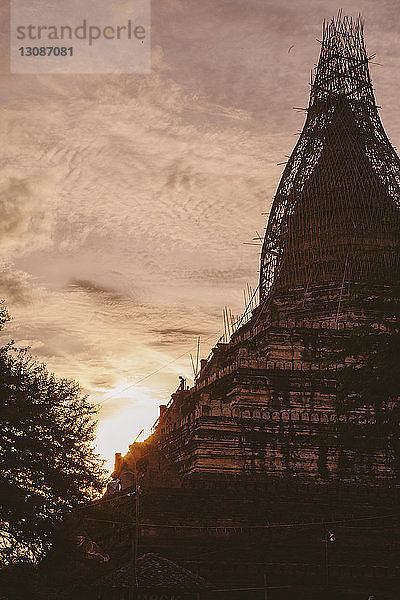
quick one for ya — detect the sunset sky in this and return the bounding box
[1,0,400,470]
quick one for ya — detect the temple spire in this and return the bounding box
[259,13,400,300]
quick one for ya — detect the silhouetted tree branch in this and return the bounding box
[0,303,107,564]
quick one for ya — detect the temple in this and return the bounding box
[82,15,400,600]
[115,14,400,488]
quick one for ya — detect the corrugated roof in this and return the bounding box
[95,553,211,591]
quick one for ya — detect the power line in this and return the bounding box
[76,490,135,508]
[79,512,397,530]
[92,281,262,409]
[93,329,222,408]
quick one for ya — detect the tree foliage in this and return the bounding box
[0,304,106,564]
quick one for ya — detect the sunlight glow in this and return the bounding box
[95,385,160,472]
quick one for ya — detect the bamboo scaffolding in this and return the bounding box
[259,13,400,301]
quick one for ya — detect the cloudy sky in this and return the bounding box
[1,0,399,470]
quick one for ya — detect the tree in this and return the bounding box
[0,303,106,564]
